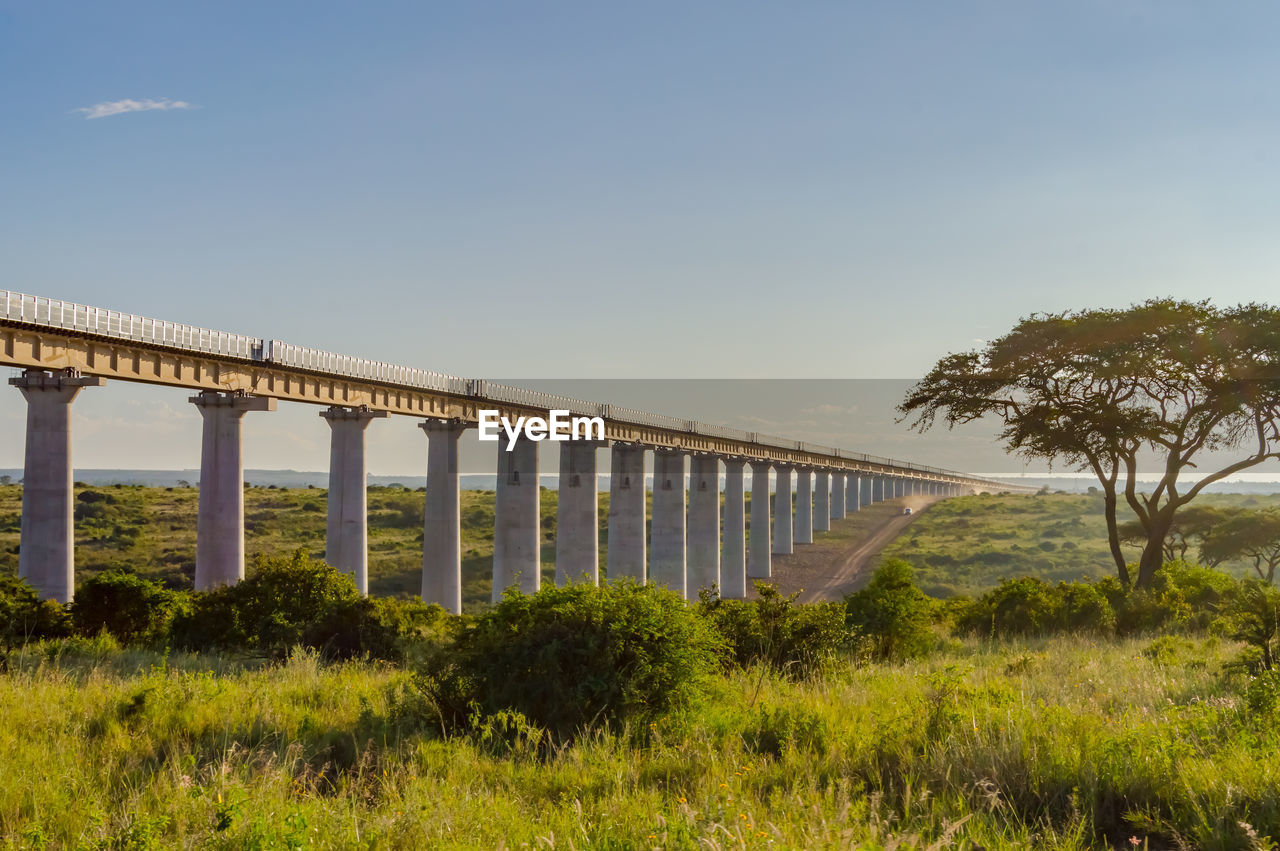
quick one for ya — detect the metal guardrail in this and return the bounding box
[0,289,1024,487]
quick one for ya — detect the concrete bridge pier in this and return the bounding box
[421,419,469,613]
[749,460,772,578]
[650,448,687,598]
[607,443,646,583]
[556,441,604,586]
[11,369,103,602]
[322,406,386,595]
[872,476,884,502]
[687,454,721,597]
[795,468,813,544]
[831,472,846,520]
[814,470,831,532]
[849,473,862,513]
[721,458,746,599]
[772,465,793,555]
[190,390,275,590]
[493,432,541,600]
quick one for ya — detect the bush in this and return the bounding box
[424,581,721,741]
[71,571,186,646]
[302,596,451,663]
[171,550,360,657]
[1214,578,1280,670]
[0,574,69,661]
[955,577,1115,638]
[844,560,934,661]
[700,584,849,677]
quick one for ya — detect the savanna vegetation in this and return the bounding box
[6,544,1280,848]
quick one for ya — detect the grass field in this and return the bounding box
[882,492,1280,598]
[2,632,1275,849]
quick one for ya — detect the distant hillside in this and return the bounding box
[883,492,1280,597]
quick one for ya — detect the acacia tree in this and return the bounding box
[1199,510,1280,582]
[1117,505,1225,564]
[900,300,1280,589]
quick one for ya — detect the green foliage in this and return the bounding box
[0,574,69,659]
[1215,578,1280,670]
[301,596,450,663]
[955,576,1116,638]
[423,581,721,740]
[699,583,849,677]
[171,550,360,657]
[844,559,935,661]
[71,570,187,645]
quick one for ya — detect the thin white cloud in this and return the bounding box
[73,98,194,120]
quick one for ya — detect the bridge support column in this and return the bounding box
[650,449,687,598]
[749,461,772,577]
[860,475,873,508]
[831,472,846,520]
[814,470,830,532]
[556,441,603,586]
[722,458,746,598]
[322,406,386,595]
[772,465,793,554]
[848,473,861,512]
[191,390,275,590]
[493,432,540,600]
[607,444,646,583]
[421,419,468,613]
[687,455,720,597]
[872,476,884,502]
[11,369,103,602]
[795,468,813,544]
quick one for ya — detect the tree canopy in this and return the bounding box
[900,299,1280,588]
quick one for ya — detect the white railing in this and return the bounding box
[0,289,1025,488]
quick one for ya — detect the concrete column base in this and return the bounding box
[795,468,813,545]
[606,444,646,583]
[322,406,386,595]
[421,419,469,613]
[721,458,746,599]
[493,432,540,601]
[649,449,687,598]
[772,465,794,555]
[11,369,103,602]
[556,441,605,586]
[814,470,830,532]
[191,390,275,590]
[749,460,773,576]
[687,454,720,597]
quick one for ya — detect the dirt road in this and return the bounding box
[762,494,939,603]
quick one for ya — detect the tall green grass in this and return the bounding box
[2,634,1277,849]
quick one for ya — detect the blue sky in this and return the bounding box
[4,1,1280,473]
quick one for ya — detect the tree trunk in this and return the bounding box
[1102,490,1131,587]
[1136,512,1174,588]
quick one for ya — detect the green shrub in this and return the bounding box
[1214,578,1280,670]
[71,571,186,645]
[743,703,830,758]
[1056,581,1116,634]
[423,581,721,741]
[700,584,849,678]
[844,560,934,661]
[171,550,360,657]
[302,596,451,663]
[0,574,69,661]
